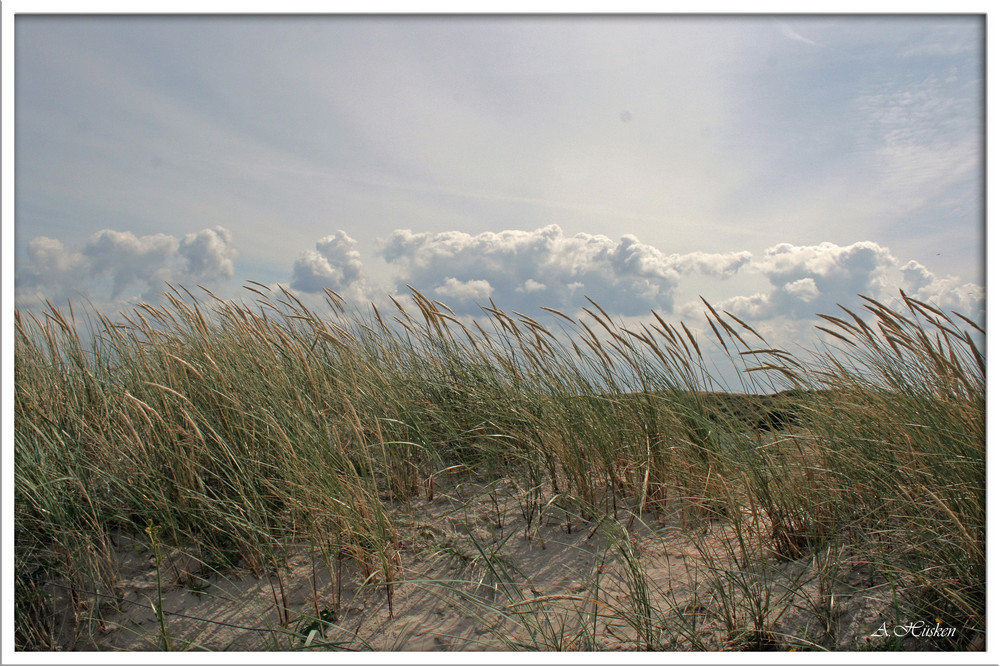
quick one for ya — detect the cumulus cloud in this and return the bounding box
[518,278,547,294]
[290,230,365,294]
[716,240,983,325]
[434,277,494,302]
[898,259,983,320]
[900,259,934,291]
[83,229,179,297]
[376,224,749,315]
[17,236,88,295]
[178,226,238,280]
[15,226,238,307]
[669,250,753,277]
[783,277,821,302]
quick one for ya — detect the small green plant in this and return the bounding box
[144,520,171,651]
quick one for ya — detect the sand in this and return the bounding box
[39,477,937,652]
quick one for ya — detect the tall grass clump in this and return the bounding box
[14,285,403,647]
[803,293,985,645]
[14,282,984,650]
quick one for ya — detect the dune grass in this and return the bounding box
[13,284,984,651]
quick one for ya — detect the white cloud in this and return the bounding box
[897,259,983,319]
[290,230,366,296]
[777,21,821,47]
[757,241,892,288]
[669,250,753,277]
[716,240,983,325]
[901,259,934,291]
[179,226,238,281]
[518,279,547,294]
[15,226,238,307]
[17,237,88,299]
[783,277,821,302]
[83,229,179,298]
[376,224,749,315]
[434,277,494,302]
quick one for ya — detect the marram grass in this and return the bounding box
[14,284,984,651]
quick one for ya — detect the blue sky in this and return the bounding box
[11,14,985,350]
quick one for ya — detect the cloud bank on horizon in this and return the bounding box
[15,224,984,337]
[16,226,238,307]
[370,225,750,315]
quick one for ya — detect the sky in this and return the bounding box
[11,14,986,356]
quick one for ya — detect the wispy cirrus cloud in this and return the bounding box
[777,21,821,47]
